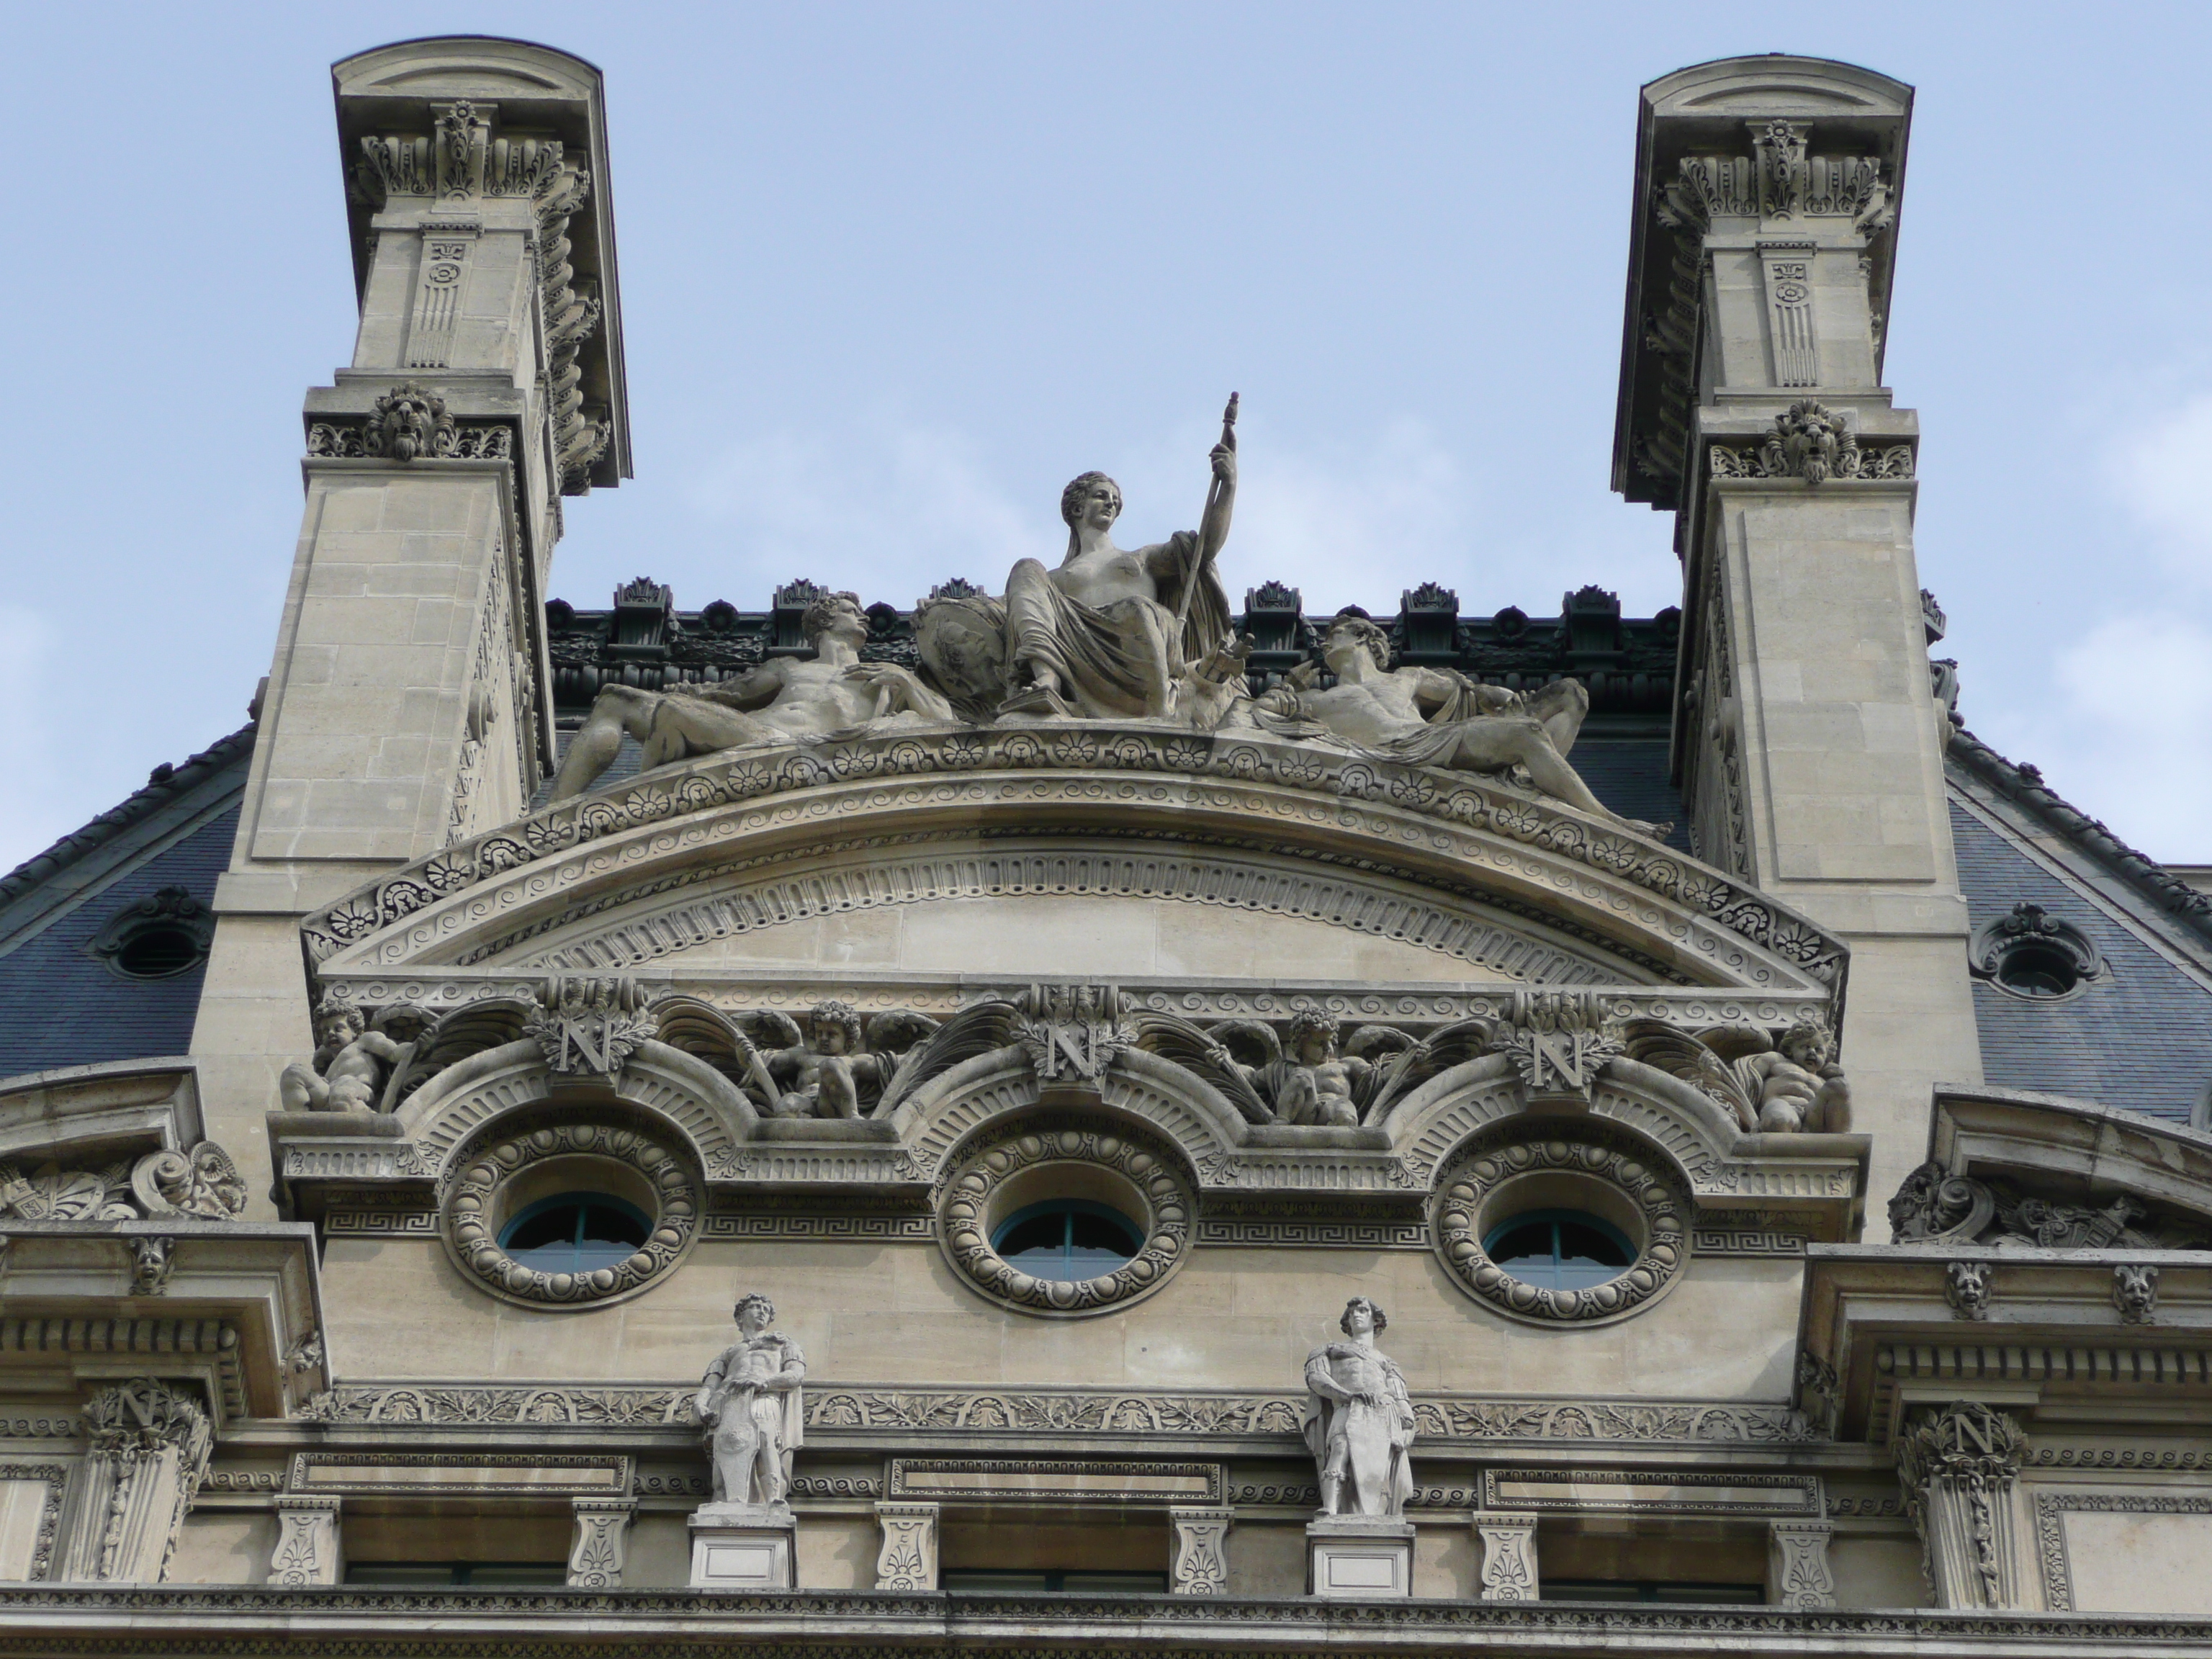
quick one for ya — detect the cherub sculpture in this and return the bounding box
[1622,1015,1851,1134]
[1746,1017,1852,1134]
[730,1001,939,1118]
[1209,1012,1412,1127]
[278,994,430,1114]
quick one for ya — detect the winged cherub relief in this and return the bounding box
[1625,1015,1852,1134]
[719,1002,941,1120]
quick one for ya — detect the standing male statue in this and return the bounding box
[1303,1295,1416,1517]
[920,397,1239,720]
[695,1294,807,1510]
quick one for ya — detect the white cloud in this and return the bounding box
[1985,396,2212,865]
[2105,393,2212,582]
[2006,612,2212,864]
[0,606,66,875]
[688,413,1488,615]
[685,423,1033,607]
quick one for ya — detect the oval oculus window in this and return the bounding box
[1483,1209,1635,1292]
[991,1200,1144,1282]
[498,1193,652,1276]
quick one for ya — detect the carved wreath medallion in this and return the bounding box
[441,1121,698,1308]
[1430,1123,1690,1326]
[935,1115,1193,1319]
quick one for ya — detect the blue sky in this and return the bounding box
[5,2,2208,868]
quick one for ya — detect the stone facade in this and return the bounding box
[1,39,2211,1659]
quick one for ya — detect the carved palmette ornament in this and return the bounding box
[1431,1124,1689,1326]
[444,1122,698,1308]
[935,1115,1192,1318]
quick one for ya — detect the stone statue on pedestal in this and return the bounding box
[1303,1295,1415,1517]
[552,590,953,801]
[695,1294,807,1511]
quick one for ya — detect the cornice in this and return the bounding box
[297,723,1848,998]
[2,1585,2211,1653]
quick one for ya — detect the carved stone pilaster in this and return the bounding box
[1896,1400,2028,1609]
[1768,1519,1836,1609]
[269,1496,343,1587]
[873,1501,938,1591]
[1169,1506,1232,1596]
[1475,1511,1539,1601]
[568,1497,636,1588]
[63,1379,213,1583]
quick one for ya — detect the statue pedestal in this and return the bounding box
[1306,1516,1413,1599]
[688,1502,796,1591]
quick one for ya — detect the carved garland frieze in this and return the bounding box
[1431,1123,1690,1325]
[306,385,515,466]
[442,1121,698,1308]
[283,1381,1817,1444]
[935,1116,1193,1318]
[296,725,1848,989]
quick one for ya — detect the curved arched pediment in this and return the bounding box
[397,1038,755,1177]
[299,724,1846,996]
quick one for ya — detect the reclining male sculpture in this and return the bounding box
[550,589,953,801]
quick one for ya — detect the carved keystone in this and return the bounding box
[1475,1511,1539,1601]
[1170,1506,1232,1595]
[874,1501,938,1591]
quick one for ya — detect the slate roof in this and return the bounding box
[1946,726,2212,1128]
[0,727,253,1081]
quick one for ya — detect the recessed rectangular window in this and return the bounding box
[941,1570,1167,1593]
[346,1563,568,1587]
[1542,1579,1764,1604]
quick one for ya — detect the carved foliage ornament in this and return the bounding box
[1431,1123,1689,1325]
[936,1115,1192,1318]
[523,975,661,1076]
[444,1121,698,1308]
[0,1142,245,1224]
[1886,1159,2205,1252]
[1894,1401,2025,1610]
[1488,992,1624,1102]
